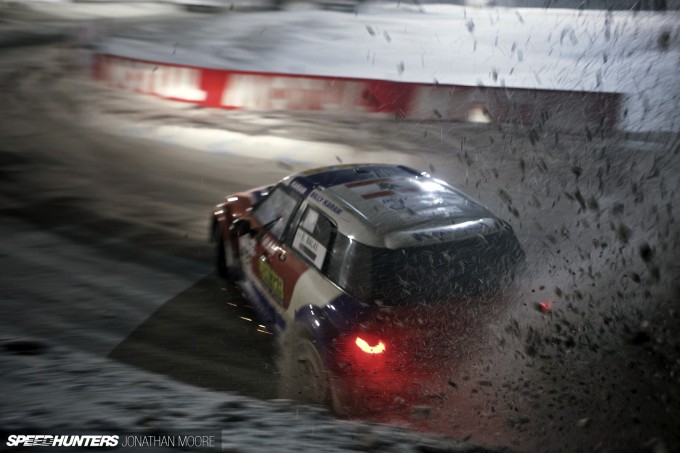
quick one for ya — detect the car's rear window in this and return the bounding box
[326,231,523,305]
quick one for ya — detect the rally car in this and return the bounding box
[211,164,524,411]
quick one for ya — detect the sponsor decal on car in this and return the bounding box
[309,191,343,215]
[258,259,284,303]
[289,179,311,196]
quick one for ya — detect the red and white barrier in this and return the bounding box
[94,53,621,133]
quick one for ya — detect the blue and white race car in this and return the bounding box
[211,164,524,411]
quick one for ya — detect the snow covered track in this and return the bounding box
[1,35,679,452]
[94,52,622,134]
[2,4,679,451]
[1,340,492,453]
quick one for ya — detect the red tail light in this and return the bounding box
[355,336,386,354]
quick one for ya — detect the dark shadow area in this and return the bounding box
[109,274,278,400]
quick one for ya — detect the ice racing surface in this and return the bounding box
[0,2,679,452]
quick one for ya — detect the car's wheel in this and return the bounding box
[277,324,336,410]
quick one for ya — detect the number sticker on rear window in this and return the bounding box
[293,229,327,269]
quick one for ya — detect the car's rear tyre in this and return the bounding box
[277,325,338,411]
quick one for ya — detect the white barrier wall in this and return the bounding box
[95,54,622,134]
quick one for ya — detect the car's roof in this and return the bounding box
[282,164,503,249]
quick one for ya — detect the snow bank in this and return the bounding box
[98,4,679,132]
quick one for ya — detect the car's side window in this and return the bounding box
[252,187,299,240]
[292,207,335,270]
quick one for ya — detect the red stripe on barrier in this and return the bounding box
[94,53,622,133]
